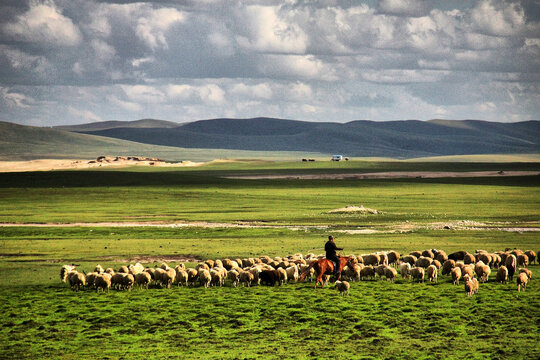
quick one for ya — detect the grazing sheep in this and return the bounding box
[496,266,508,284]
[505,255,517,280]
[461,264,475,279]
[175,266,188,287]
[517,254,529,267]
[448,251,467,261]
[205,259,215,269]
[151,268,166,287]
[422,249,434,259]
[187,268,199,287]
[451,267,462,285]
[162,268,176,288]
[432,260,442,270]
[399,263,411,279]
[435,251,448,263]
[86,272,98,289]
[516,272,529,292]
[60,265,76,283]
[121,273,135,291]
[523,250,536,265]
[463,253,475,265]
[227,269,239,287]
[409,251,422,259]
[387,251,400,266]
[209,269,222,287]
[334,280,350,296]
[68,271,86,291]
[276,268,287,285]
[135,272,152,289]
[477,253,492,267]
[376,252,388,265]
[94,273,112,293]
[518,268,532,280]
[426,265,438,282]
[286,265,299,283]
[94,265,104,274]
[475,263,491,283]
[111,273,125,289]
[464,276,478,297]
[362,254,380,266]
[196,263,210,272]
[401,255,417,267]
[105,268,115,275]
[441,260,456,276]
[259,270,282,286]
[384,267,398,282]
[160,262,170,270]
[490,254,501,268]
[410,267,425,283]
[198,269,211,288]
[128,263,144,275]
[375,264,389,279]
[238,270,255,287]
[360,266,376,280]
[118,266,129,274]
[415,256,432,268]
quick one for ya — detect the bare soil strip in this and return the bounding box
[224,171,540,180]
[0,220,538,233]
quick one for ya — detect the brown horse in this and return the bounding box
[299,256,355,288]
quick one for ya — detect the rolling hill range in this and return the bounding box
[0,121,321,161]
[65,117,540,158]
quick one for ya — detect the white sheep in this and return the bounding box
[399,263,411,279]
[198,269,212,288]
[426,265,438,282]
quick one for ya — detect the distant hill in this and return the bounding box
[67,117,540,158]
[0,121,320,161]
[54,118,180,132]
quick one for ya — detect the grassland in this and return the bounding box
[0,160,539,359]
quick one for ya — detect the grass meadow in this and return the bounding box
[0,160,539,359]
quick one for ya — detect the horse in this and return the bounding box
[299,256,356,288]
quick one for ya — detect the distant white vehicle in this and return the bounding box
[331,155,343,161]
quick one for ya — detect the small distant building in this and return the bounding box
[331,155,343,161]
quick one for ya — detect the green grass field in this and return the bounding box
[0,160,539,359]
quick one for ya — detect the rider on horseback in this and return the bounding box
[325,235,343,278]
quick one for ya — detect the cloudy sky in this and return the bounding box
[0,0,539,126]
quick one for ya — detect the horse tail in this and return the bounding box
[299,261,316,282]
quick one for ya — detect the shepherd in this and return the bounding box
[299,236,354,288]
[325,235,343,278]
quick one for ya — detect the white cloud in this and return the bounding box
[110,95,142,112]
[3,1,82,46]
[0,87,33,108]
[121,85,165,104]
[68,106,103,123]
[168,83,225,104]
[361,70,449,83]
[470,0,526,36]
[135,7,185,50]
[230,83,273,100]
[236,5,308,54]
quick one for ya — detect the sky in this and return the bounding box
[0,0,539,126]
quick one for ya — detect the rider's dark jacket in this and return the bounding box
[325,240,342,262]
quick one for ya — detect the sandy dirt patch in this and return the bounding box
[329,205,379,214]
[0,157,204,173]
[224,171,540,180]
[1,220,537,233]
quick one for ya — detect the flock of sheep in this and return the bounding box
[60,247,536,296]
